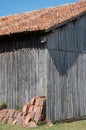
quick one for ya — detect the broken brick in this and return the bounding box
[1,117,8,124]
[30,97,35,105]
[34,114,41,124]
[34,106,42,114]
[28,105,34,113]
[0,116,4,122]
[35,98,40,106]
[22,104,29,113]
[16,112,23,120]
[0,96,46,127]
[16,117,23,125]
[12,120,17,125]
[28,121,37,128]
[29,111,35,119]
[9,110,15,118]
[14,111,19,118]
[24,114,31,125]
[7,118,14,124]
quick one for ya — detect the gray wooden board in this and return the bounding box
[0,34,47,108]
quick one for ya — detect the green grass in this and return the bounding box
[0,120,86,130]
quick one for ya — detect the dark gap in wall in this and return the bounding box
[0,31,46,53]
[72,18,79,25]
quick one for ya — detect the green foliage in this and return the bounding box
[2,102,7,109]
[14,103,20,110]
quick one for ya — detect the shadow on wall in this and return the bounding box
[47,18,86,120]
[47,14,86,76]
[0,31,46,53]
[48,48,86,120]
[48,50,79,76]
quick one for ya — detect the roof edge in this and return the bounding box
[45,10,86,33]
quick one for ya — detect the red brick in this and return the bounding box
[42,119,47,124]
[2,110,8,117]
[0,111,8,121]
[16,117,23,125]
[21,113,27,121]
[7,118,14,124]
[35,98,40,106]
[14,111,19,118]
[28,121,37,128]
[16,112,23,120]
[29,111,35,119]
[1,117,8,124]
[12,120,17,125]
[34,114,41,124]
[0,116,4,122]
[36,96,45,99]
[9,110,16,118]
[34,106,42,114]
[28,105,34,113]
[30,97,35,105]
[24,114,31,125]
[22,104,29,113]
[5,112,10,119]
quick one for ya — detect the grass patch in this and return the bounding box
[0,120,86,130]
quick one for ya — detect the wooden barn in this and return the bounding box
[0,0,86,122]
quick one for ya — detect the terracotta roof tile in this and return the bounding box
[0,0,86,36]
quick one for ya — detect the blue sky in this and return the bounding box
[0,0,78,16]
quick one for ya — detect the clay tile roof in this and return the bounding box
[0,0,86,36]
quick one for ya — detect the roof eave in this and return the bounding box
[45,11,86,33]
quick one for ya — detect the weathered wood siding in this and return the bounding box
[0,33,47,108]
[47,14,86,121]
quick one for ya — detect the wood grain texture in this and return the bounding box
[0,32,47,108]
[47,14,86,121]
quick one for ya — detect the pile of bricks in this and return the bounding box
[0,96,46,128]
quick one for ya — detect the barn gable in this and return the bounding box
[47,13,86,121]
